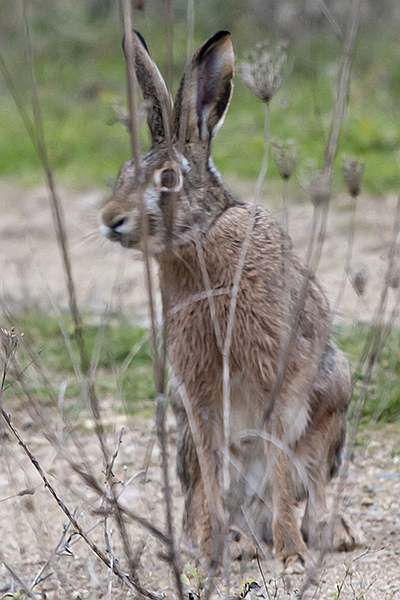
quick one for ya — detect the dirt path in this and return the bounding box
[1,179,399,323]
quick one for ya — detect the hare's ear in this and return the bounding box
[174,31,234,149]
[123,31,173,147]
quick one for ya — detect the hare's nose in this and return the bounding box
[110,216,127,231]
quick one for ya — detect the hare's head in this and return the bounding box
[101,31,235,255]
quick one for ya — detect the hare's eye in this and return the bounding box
[160,168,177,189]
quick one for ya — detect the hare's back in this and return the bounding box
[204,203,331,348]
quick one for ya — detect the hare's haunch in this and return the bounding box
[101,31,362,573]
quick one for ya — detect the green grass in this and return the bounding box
[0,7,399,194]
[3,311,400,425]
[334,324,400,424]
[4,310,156,418]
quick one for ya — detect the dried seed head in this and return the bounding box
[1,327,21,359]
[385,265,400,289]
[306,170,331,207]
[271,139,299,180]
[352,269,368,296]
[342,156,365,197]
[239,41,287,104]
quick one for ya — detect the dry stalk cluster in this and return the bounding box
[1,0,399,599]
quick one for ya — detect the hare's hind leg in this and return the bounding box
[300,345,363,552]
[298,409,363,552]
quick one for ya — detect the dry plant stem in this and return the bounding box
[263,0,362,429]
[207,99,269,590]
[157,224,185,600]
[186,0,195,60]
[158,231,185,599]
[107,427,124,479]
[346,192,400,452]
[104,523,114,600]
[21,3,88,378]
[173,378,222,567]
[122,6,183,599]
[165,0,174,92]
[298,195,400,600]
[21,2,112,480]
[318,0,343,39]
[255,549,272,600]
[169,287,231,316]
[120,0,160,375]
[0,487,35,503]
[120,0,140,166]
[177,0,195,150]
[222,98,270,516]
[333,193,358,312]
[11,7,147,589]
[0,550,37,600]
[324,0,362,176]
[0,406,161,600]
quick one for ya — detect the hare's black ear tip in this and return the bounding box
[121,30,150,55]
[199,31,232,60]
[212,30,231,42]
[134,30,150,53]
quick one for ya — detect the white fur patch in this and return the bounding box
[281,387,310,446]
[181,156,191,173]
[144,187,160,212]
[99,223,111,238]
[207,157,222,182]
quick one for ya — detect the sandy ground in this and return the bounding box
[1,178,400,598]
[0,407,400,599]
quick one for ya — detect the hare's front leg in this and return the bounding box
[171,384,225,567]
[171,391,203,546]
[194,405,226,567]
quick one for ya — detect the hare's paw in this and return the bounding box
[332,514,365,552]
[229,526,255,561]
[278,552,306,575]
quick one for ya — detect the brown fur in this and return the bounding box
[101,31,362,572]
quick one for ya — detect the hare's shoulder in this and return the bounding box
[210,202,289,251]
[207,202,331,320]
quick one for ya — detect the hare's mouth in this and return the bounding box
[100,223,139,248]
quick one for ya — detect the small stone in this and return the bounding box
[361,497,374,507]
[376,471,400,481]
[352,269,368,296]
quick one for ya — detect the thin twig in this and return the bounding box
[0,550,37,600]
[0,405,161,600]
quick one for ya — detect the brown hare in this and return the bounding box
[101,30,362,574]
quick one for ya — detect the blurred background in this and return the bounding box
[1,0,399,192]
[0,5,400,597]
